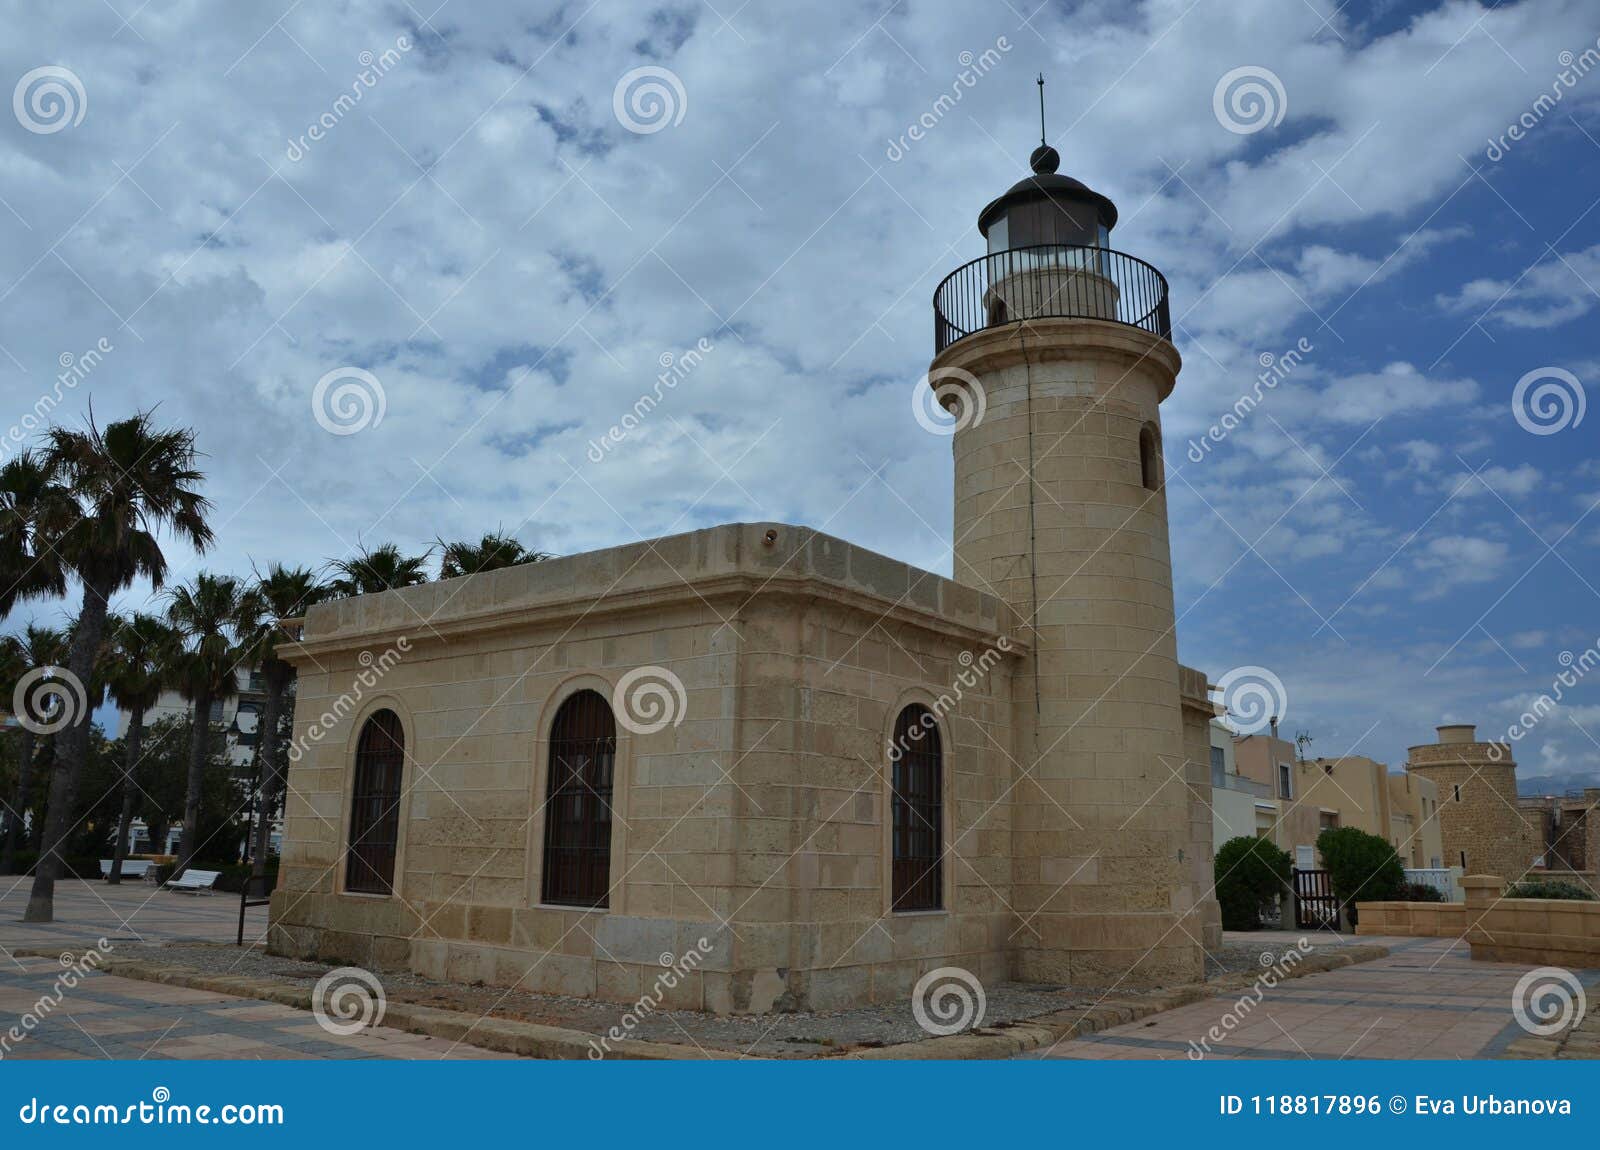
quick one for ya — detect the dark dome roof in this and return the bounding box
[977,169,1119,237]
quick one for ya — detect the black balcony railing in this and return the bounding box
[933,244,1172,353]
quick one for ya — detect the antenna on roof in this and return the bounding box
[1036,73,1047,147]
[1030,75,1060,175]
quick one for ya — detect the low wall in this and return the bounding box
[1358,875,1600,964]
[1353,900,1466,938]
[1462,874,1600,968]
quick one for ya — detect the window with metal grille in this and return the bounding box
[346,709,405,895]
[541,690,616,908]
[891,704,943,912]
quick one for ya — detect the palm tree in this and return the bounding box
[1,624,69,875]
[0,449,71,617]
[166,572,256,876]
[0,633,29,872]
[326,542,431,597]
[436,530,551,579]
[24,411,212,922]
[100,612,179,883]
[237,563,325,879]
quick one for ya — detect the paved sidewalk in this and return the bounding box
[0,954,516,1061]
[0,878,508,1060]
[1026,937,1600,1060]
[0,876,268,954]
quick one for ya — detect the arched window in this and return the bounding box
[541,690,616,908]
[1139,423,1162,491]
[891,704,943,912]
[346,709,406,894]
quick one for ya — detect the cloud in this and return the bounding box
[1436,243,1600,329]
[1,0,1595,782]
[1409,533,1511,597]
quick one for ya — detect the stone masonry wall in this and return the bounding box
[268,523,1021,1013]
[1406,737,1538,885]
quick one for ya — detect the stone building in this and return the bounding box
[1405,724,1539,883]
[1518,788,1600,883]
[266,141,1222,1012]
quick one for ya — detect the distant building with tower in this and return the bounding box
[1405,724,1539,884]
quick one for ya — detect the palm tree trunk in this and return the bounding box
[24,583,111,922]
[1,727,37,874]
[250,671,286,880]
[28,746,48,852]
[175,685,212,877]
[107,706,145,884]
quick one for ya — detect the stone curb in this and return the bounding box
[24,943,1392,1062]
[849,944,1393,1060]
[17,950,722,1062]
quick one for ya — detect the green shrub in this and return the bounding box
[1214,835,1292,930]
[1505,879,1597,901]
[214,862,279,895]
[1398,881,1446,903]
[1316,826,1405,926]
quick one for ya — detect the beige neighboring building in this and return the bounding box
[1231,734,1442,870]
[266,143,1223,1012]
[1407,724,1539,883]
[1209,720,1276,846]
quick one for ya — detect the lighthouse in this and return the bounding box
[929,90,1208,986]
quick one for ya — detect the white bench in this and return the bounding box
[99,859,154,880]
[163,869,222,894]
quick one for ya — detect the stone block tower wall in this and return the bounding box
[1406,724,1538,884]
[932,316,1207,988]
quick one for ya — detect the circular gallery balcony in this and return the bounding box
[933,244,1172,354]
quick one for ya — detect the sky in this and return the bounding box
[2,0,1598,784]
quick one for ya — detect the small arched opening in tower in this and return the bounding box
[1139,422,1163,491]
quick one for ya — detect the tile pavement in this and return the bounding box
[0,878,515,1061]
[1026,937,1600,1060]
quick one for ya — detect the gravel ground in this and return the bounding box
[118,934,1352,1057]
